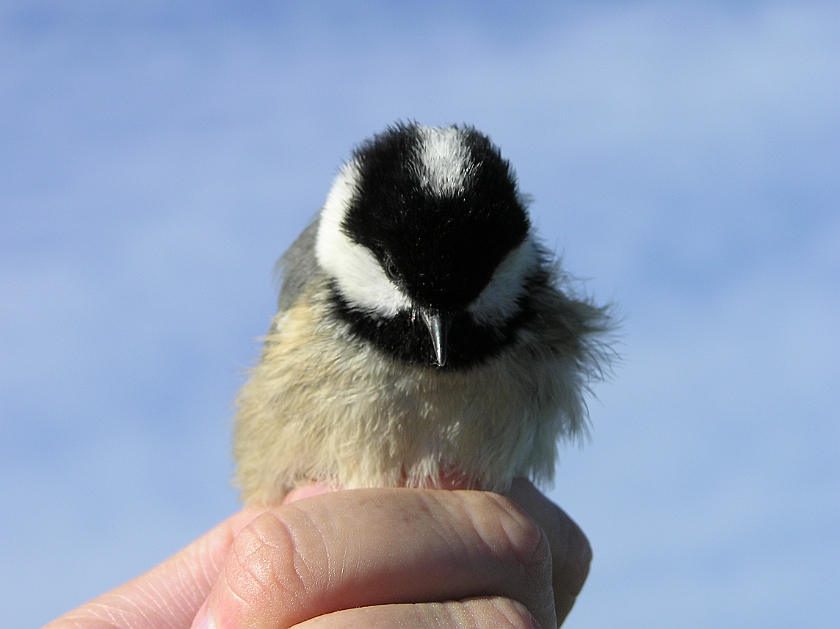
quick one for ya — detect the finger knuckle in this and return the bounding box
[219,510,316,624]
[479,492,552,577]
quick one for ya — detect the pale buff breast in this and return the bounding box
[233,274,603,506]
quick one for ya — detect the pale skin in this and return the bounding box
[45,479,591,629]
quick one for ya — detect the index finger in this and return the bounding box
[194,488,557,629]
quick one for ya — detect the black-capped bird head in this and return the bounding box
[314,123,540,369]
[236,121,614,502]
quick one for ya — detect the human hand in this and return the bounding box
[45,480,590,629]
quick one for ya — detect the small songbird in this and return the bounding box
[233,123,613,505]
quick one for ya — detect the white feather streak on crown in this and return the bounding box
[415,126,472,196]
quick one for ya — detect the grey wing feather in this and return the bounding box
[276,216,321,313]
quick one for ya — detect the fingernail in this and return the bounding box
[190,601,216,629]
[282,481,337,504]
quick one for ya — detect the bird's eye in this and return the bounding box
[383,258,400,282]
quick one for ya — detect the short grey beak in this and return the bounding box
[419,309,450,367]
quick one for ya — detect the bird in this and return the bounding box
[233,122,613,505]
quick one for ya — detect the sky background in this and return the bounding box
[1,1,838,627]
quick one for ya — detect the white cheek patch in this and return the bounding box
[416,126,472,196]
[315,161,412,317]
[469,236,538,326]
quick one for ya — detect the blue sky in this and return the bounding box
[1,2,837,627]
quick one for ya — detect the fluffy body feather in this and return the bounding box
[234,123,612,505]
